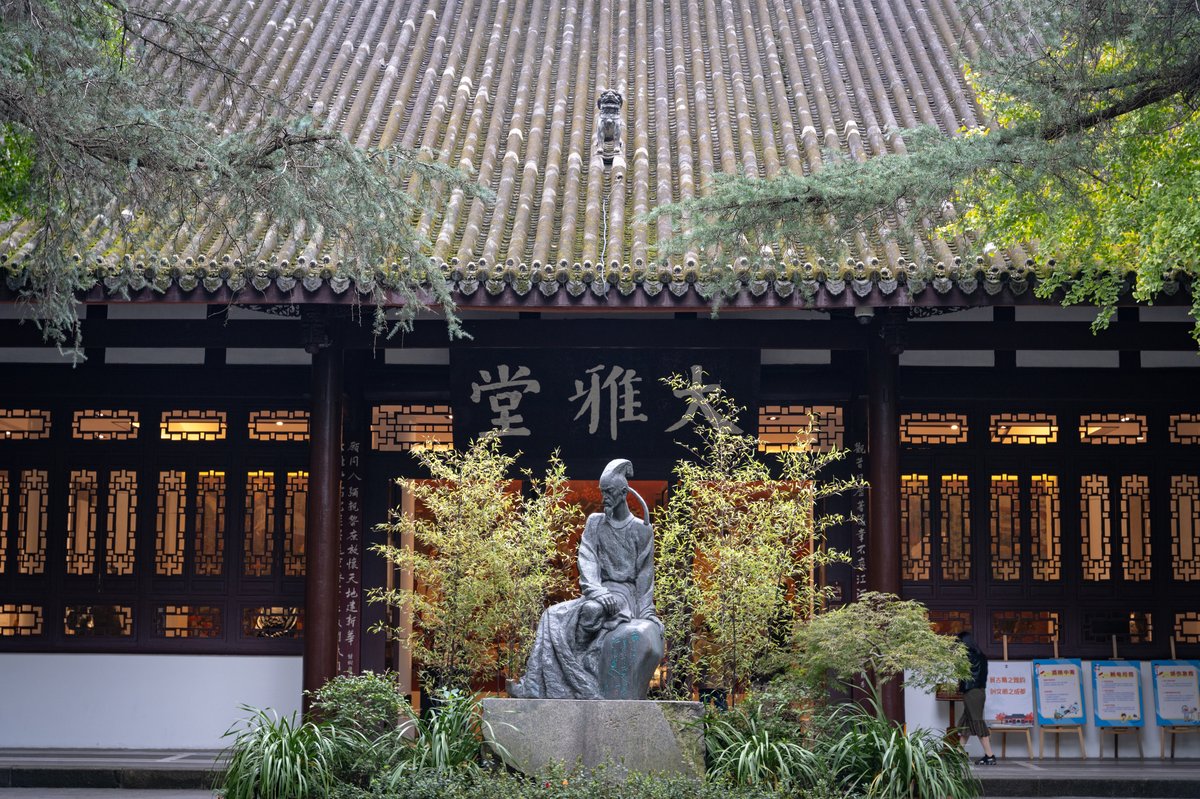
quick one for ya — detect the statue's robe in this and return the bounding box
[509,511,664,699]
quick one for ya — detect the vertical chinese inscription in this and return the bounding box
[339,439,364,672]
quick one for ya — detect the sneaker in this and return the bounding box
[975,755,997,766]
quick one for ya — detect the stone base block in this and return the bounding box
[480,698,704,779]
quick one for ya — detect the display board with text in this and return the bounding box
[1091,661,1144,727]
[1152,660,1200,726]
[1033,659,1086,726]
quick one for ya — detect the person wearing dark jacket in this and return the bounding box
[957,631,997,764]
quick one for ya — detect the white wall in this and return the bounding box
[905,661,1200,759]
[0,654,302,749]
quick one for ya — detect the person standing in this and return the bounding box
[957,631,997,765]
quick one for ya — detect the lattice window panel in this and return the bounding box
[901,474,931,581]
[194,471,226,576]
[73,409,139,441]
[1121,475,1152,581]
[1080,413,1147,445]
[160,410,227,442]
[1030,475,1062,581]
[940,474,971,581]
[990,413,1058,445]
[758,405,845,452]
[249,410,310,442]
[371,404,453,451]
[1176,612,1200,644]
[928,609,973,636]
[17,469,47,574]
[1172,476,1200,581]
[900,413,968,445]
[1082,611,1153,645]
[63,604,133,637]
[0,471,7,574]
[0,409,50,440]
[990,474,1022,581]
[284,472,307,577]
[1080,475,1112,581]
[105,470,137,575]
[1170,414,1200,445]
[0,604,42,636]
[65,470,98,576]
[156,605,223,638]
[242,606,304,639]
[993,610,1060,645]
[156,471,187,576]
[243,471,276,577]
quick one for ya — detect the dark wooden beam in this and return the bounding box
[1,318,1195,351]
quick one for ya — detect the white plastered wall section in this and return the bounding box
[0,654,302,748]
[905,662,1200,758]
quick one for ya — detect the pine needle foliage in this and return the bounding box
[654,374,862,702]
[653,0,1200,341]
[0,0,486,356]
[369,433,580,691]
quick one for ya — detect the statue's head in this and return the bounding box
[599,459,633,517]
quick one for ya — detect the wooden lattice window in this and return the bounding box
[249,410,310,442]
[1030,475,1062,581]
[73,409,139,441]
[156,471,187,576]
[1170,414,1200,444]
[371,404,453,451]
[194,471,225,576]
[993,610,1060,644]
[0,604,42,636]
[0,409,51,440]
[990,413,1058,445]
[63,604,133,637]
[1082,611,1153,645]
[901,474,931,581]
[17,469,47,574]
[1081,474,1112,581]
[900,413,968,445]
[161,410,227,442]
[1080,413,1147,445]
[1121,475,1152,581]
[65,470,98,576]
[1172,476,1200,581]
[940,474,971,581]
[758,405,844,452]
[243,471,276,577]
[156,605,222,638]
[990,474,1021,581]
[928,609,973,636]
[284,472,307,577]
[1174,612,1200,644]
[242,606,303,639]
[105,470,137,575]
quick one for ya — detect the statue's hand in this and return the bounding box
[599,593,621,616]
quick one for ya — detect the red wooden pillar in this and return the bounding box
[867,311,904,722]
[303,311,344,710]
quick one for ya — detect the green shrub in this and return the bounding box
[218,706,360,799]
[374,689,504,790]
[704,704,823,789]
[308,671,405,740]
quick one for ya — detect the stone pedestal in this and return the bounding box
[480,698,704,779]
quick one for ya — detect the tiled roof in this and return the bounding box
[0,0,1105,306]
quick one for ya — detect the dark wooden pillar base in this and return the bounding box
[867,311,903,723]
[303,311,344,712]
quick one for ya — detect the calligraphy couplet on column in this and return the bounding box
[338,438,364,674]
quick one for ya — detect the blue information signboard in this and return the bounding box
[1151,660,1200,726]
[1091,660,1144,727]
[1033,658,1086,726]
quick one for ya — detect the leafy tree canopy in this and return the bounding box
[654,0,1200,340]
[0,0,484,355]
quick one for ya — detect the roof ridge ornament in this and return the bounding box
[595,90,624,168]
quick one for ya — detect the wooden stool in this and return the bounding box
[992,726,1034,758]
[1160,725,1200,758]
[1099,726,1143,758]
[1039,725,1087,759]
